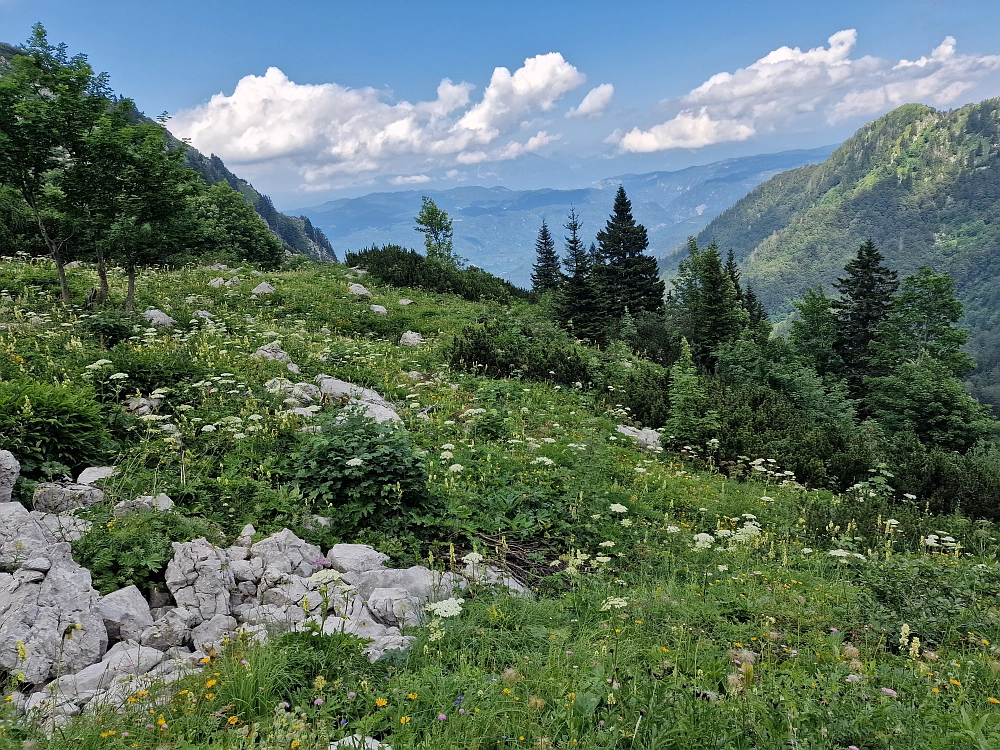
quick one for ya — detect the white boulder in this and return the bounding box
[143,309,176,328]
[76,466,115,485]
[251,341,292,364]
[164,538,234,626]
[370,304,388,315]
[348,283,372,297]
[98,585,154,643]
[32,483,104,513]
[0,450,20,503]
[399,331,423,347]
[327,544,390,574]
[252,282,275,295]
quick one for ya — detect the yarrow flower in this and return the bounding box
[598,541,615,548]
[425,597,465,618]
[609,504,628,513]
[201,425,217,433]
[448,464,464,473]
[600,597,628,611]
[532,457,555,466]
[693,533,715,551]
[346,458,364,467]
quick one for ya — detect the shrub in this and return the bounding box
[448,316,590,385]
[345,245,529,303]
[83,308,136,348]
[72,510,223,594]
[0,379,109,480]
[103,343,209,396]
[288,413,436,538]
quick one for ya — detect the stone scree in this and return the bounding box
[2,519,526,730]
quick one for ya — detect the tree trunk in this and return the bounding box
[125,266,136,314]
[96,246,110,304]
[34,213,70,305]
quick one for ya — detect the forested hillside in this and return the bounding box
[693,99,1000,408]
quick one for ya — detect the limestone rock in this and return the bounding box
[398,330,423,347]
[26,510,87,546]
[364,634,416,663]
[287,362,301,375]
[0,544,107,684]
[464,562,530,597]
[348,283,372,297]
[0,450,20,502]
[327,544,390,574]
[370,304,388,315]
[348,566,466,606]
[208,277,225,288]
[236,524,256,547]
[398,299,414,306]
[205,263,228,271]
[46,641,164,706]
[314,374,401,424]
[76,466,115,486]
[164,538,233,626]
[143,309,176,328]
[616,425,661,449]
[225,276,240,287]
[367,587,423,627]
[249,529,323,578]
[194,309,214,320]
[140,608,194,651]
[191,614,237,653]
[330,735,393,750]
[251,341,292,364]
[33,483,104,513]
[252,281,275,295]
[113,492,173,517]
[99,585,154,643]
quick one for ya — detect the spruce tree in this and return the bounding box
[789,285,841,376]
[671,239,746,370]
[555,208,605,343]
[665,337,718,445]
[832,240,899,393]
[529,219,564,293]
[724,249,743,301]
[742,285,770,343]
[596,186,664,317]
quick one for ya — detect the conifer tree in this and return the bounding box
[596,186,664,317]
[724,249,743,301]
[529,219,563,293]
[832,240,899,393]
[555,208,605,342]
[671,238,746,370]
[742,285,770,343]
[665,337,718,444]
[789,285,841,376]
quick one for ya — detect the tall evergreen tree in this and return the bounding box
[529,219,563,293]
[742,284,770,343]
[789,285,841,377]
[831,240,899,393]
[671,238,746,370]
[555,208,605,342]
[596,186,664,317]
[665,337,718,444]
[724,249,743,301]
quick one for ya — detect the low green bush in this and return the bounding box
[102,343,209,396]
[0,379,109,480]
[83,308,136,348]
[345,245,529,303]
[288,414,436,538]
[72,509,223,594]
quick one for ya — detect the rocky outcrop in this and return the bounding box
[348,283,372,297]
[251,341,292,364]
[399,330,423,346]
[142,309,176,328]
[75,466,114,486]
[32,483,104,513]
[328,543,390,574]
[164,538,234,626]
[314,374,401,423]
[98,585,154,643]
[252,281,275,295]
[0,449,20,502]
[370,304,387,315]
[0,544,107,685]
[617,424,662,450]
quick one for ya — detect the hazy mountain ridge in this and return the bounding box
[294,146,836,286]
[693,98,1000,408]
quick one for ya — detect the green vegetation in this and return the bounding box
[693,98,1000,411]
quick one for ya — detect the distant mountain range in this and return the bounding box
[694,98,1000,410]
[292,146,836,287]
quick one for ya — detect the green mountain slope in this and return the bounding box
[0,39,335,262]
[694,99,1000,408]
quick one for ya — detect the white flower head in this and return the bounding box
[346,458,364,467]
[448,464,464,473]
[441,443,456,450]
[461,552,484,565]
[609,504,628,514]
[600,596,628,612]
[665,525,681,533]
[532,457,555,466]
[108,372,129,380]
[598,541,615,548]
[201,424,217,433]
[425,597,465,618]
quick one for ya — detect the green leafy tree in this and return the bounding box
[865,356,996,451]
[555,209,606,343]
[789,285,842,376]
[191,182,284,269]
[872,266,975,377]
[0,24,110,303]
[665,337,718,444]
[530,219,564,293]
[414,196,461,267]
[596,186,664,317]
[832,240,899,394]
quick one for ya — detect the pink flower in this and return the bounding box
[438,713,447,720]
[314,698,324,706]
[881,687,898,698]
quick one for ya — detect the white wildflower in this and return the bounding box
[665,525,681,533]
[600,597,628,612]
[425,597,465,618]
[599,541,615,548]
[609,504,628,513]
[532,457,554,466]
[201,425,217,433]
[693,533,714,551]
[440,451,454,460]
[461,552,484,565]
[108,372,129,380]
[346,458,364,467]
[441,443,455,450]
[448,464,464,473]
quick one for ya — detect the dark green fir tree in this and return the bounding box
[555,208,606,343]
[596,186,664,317]
[529,219,564,293]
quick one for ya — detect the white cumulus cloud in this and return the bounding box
[389,174,431,185]
[566,83,614,119]
[172,53,585,190]
[618,30,1000,153]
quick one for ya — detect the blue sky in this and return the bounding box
[4,0,1000,206]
